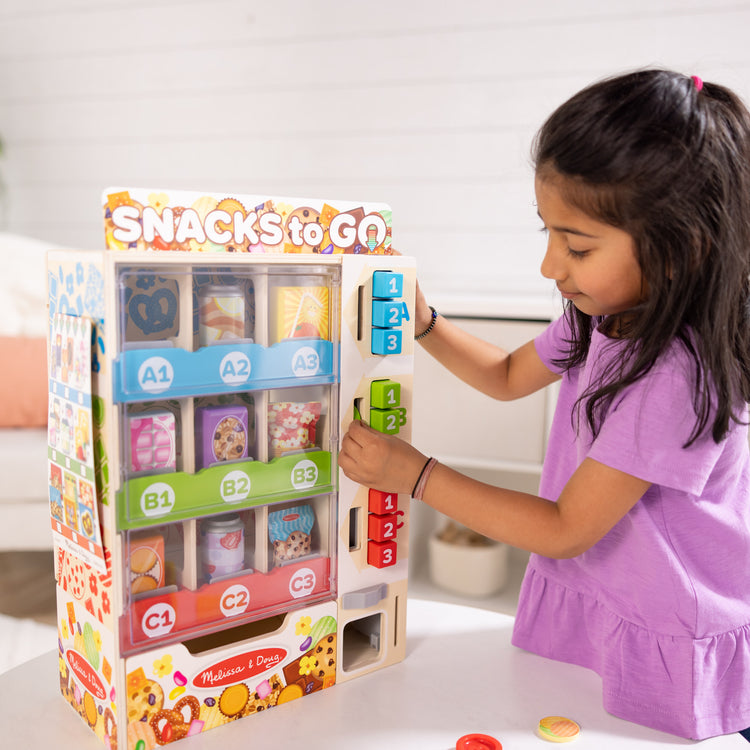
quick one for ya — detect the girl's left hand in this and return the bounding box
[339,420,427,495]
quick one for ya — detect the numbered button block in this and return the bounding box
[367,539,398,569]
[372,270,404,299]
[371,327,402,356]
[370,407,407,435]
[370,379,401,409]
[367,511,404,543]
[372,299,409,328]
[368,489,398,515]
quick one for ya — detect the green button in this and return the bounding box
[370,379,401,409]
[370,407,406,435]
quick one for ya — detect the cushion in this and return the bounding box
[0,336,48,427]
[0,232,57,338]
[0,232,68,427]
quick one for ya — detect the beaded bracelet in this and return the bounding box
[415,306,438,340]
[411,457,438,501]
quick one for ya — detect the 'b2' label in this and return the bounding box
[220,470,251,503]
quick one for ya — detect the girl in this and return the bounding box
[339,69,750,740]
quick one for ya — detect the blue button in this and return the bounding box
[371,328,403,355]
[372,271,403,299]
[372,299,408,328]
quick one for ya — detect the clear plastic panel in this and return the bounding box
[122,495,337,652]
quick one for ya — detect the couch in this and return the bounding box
[0,233,59,550]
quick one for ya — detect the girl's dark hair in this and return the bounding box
[534,69,750,445]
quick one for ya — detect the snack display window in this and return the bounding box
[114,261,340,651]
[122,492,336,650]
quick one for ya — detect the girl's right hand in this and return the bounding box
[390,248,432,336]
[339,420,427,495]
[413,280,434,338]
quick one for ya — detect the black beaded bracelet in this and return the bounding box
[415,306,438,340]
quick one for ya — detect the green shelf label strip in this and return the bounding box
[117,451,334,529]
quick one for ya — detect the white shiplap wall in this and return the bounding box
[1,0,749,314]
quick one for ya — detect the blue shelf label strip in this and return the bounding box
[114,339,337,401]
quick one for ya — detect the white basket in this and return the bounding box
[428,534,509,598]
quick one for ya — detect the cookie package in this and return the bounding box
[268,505,315,566]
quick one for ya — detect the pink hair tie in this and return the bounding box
[691,75,704,92]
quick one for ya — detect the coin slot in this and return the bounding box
[356,284,365,341]
[348,506,361,552]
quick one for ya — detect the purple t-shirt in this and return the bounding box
[511,313,750,739]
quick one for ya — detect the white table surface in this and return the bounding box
[1,599,746,749]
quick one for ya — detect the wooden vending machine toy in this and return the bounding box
[47,188,416,748]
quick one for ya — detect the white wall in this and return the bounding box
[1,0,749,313]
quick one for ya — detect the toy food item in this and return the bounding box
[268,505,315,566]
[198,285,245,345]
[128,411,176,474]
[196,405,250,468]
[201,514,245,580]
[456,734,502,750]
[128,534,165,594]
[271,283,330,342]
[213,417,246,460]
[537,716,581,743]
[267,401,321,457]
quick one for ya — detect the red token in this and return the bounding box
[456,733,502,750]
